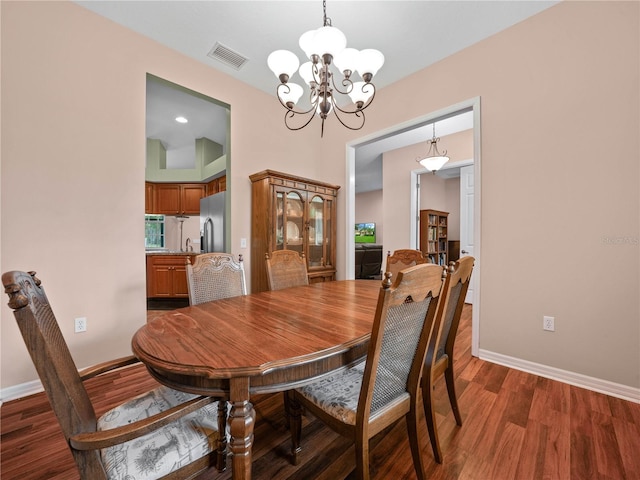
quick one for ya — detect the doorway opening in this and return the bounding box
[347,97,481,356]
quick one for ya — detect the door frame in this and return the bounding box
[346,96,481,356]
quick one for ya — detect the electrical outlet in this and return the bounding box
[543,315,555,332]
[75,317,87,333]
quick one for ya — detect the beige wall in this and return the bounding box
[0,1,320,389]
[2,1,638,393]
[318,1,640,389]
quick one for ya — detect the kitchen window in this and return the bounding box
[145,215,165,248]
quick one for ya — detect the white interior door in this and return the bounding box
[460,165,475,303]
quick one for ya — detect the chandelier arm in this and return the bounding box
[331,75,354,96]
[332,107,366,131]
[284,109,317,132]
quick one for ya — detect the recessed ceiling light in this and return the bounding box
[175,116,188,124]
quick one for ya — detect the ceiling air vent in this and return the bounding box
[207,42,248,70]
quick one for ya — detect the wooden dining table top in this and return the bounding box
[132,279,383,480]
[132,279,382,395]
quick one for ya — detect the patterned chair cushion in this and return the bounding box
[97,386,225,480]
[296,362,366,425]
[296,362,408,425]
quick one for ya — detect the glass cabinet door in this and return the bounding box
[275,190,305,254]
[308,195,331,268]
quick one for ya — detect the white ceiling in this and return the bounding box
[146,77,229,168]
[76,0,557,189]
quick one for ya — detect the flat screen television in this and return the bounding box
[355,222,376,243]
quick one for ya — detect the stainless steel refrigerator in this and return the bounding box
[200,191,226,253]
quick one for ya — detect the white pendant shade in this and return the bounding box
[299,62,315,86]
[419,155,449,172]
[357,49,385,77]
[267,50,300,78]
[311,26,346,58]
[334,47,359,74]
[298,30,317,60]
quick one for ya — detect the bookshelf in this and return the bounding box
[419,209,449,265]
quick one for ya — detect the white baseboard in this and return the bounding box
[479,349,640,404]
[1,379,44,403]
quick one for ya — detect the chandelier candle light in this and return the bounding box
[267,0,384,137]
[417,123,450,174]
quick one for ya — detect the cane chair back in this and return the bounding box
[265,250,309,291]
[423,256,475,463]
[186,253,246,305]
[287,263,445,480]
[2,270,225,480]
[385,249,428,281]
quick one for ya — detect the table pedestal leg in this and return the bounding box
[229,377,255,480]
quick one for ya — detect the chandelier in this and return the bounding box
[267,0,384,137]
[417,123,450,174]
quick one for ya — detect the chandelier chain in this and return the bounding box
[323,0,332,27]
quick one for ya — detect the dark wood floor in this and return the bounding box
[2,305,639,479]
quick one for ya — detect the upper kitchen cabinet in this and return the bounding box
[145,182,154,214]
[250,170,340,293]
[206,175,227,195]
[153,183,206,215]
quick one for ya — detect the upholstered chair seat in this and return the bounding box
[98,386,227,479]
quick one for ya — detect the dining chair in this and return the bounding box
[2,270,226,480]
[385,249,428,281]
[186,252,246,305]
[422,256,475,463]
[185,252,246,469]
[265,250,309,291]
[286,263,445,480]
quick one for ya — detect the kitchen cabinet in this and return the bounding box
[153,183,206,215]
[146,254,196,298]
[250,170,340,293]
[145,182,154,213]
[206,175,227,196]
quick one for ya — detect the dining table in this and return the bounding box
[131,279,382,480]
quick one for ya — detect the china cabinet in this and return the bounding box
[250,170,340,293]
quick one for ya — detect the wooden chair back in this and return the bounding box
[359,263,443,425]
[385,249,428,281]
[186,253,246,305]
[423,255,475,463]
[3,270,112,477]
[3,270,225,479]
[431,256,475,369]
[265,250,309,291]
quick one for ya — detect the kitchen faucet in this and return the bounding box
[185,237,192,252]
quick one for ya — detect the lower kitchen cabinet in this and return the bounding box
[146,255,196,298]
